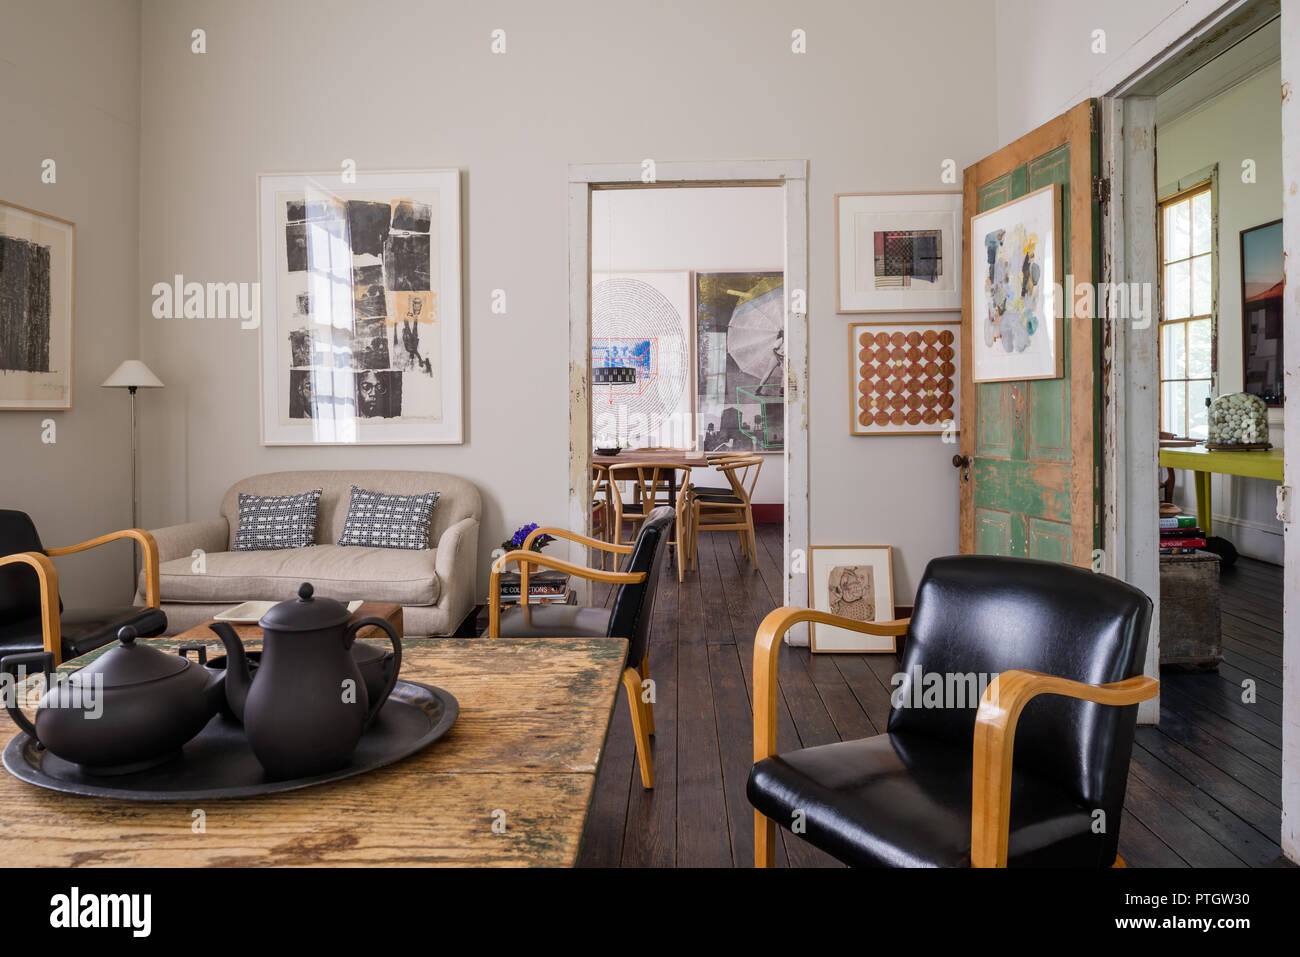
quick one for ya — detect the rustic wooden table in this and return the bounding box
[0,608,627,867]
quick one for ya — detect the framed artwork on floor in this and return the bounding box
[836,192,962,313]
[0,200,75,410]
[591,271,693,448]
[695,270,785,454]
[808,545,896,653]
[258,169,462,445]
[969,183,1062,383]
[849,321,960,436]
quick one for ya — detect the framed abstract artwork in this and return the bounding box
[591,271,692,448]
[1240,218,1284,407]
[695,270,785,453]
[258,169,462,445]
[969,184,1062,383]
[0,200,75,410]
[836,192,962,313]
[807,545,896,653]
[849,321,960,436]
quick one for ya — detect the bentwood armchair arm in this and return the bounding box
[45,528,161,609]
[971,670,1159,867]
[0,552,61,657]
[488,549,646,639]
[522,525,634,555]
[751,605,911,868]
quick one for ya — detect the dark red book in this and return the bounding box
[1160,538,1207,549]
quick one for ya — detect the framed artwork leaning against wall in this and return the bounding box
[258,169,463,445]
[807,545,896,653]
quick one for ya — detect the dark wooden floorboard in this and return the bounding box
[581,521,1290,868]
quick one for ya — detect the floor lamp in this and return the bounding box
[102,360,164,584]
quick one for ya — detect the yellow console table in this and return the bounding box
[1158,445,1284,534]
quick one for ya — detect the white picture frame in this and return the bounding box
[836,192,962,313]
[969,183,1063,383]
[808,545,896,653]
[257,169,462,445]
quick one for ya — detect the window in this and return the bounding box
[1158,182,1213,439]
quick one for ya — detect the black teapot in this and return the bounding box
[0,626,224,775]
[209,583,402,779]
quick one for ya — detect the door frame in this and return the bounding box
[566,160,810,630]
[1096,0,1296,859]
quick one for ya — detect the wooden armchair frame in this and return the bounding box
[752,606,910,867]
[0,528,160,665]
[971,669,1157,867]
[750,605,1158,869]
[489,525,656,787]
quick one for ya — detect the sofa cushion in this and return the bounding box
[158,545,440,606]
[232,489,322,551]
[338,486,439,550]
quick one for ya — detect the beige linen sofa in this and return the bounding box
[140,470,481,637]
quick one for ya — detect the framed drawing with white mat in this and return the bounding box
[807,545,896,653]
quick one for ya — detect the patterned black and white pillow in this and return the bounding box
[232,489,323,551]
[338,486,440,550]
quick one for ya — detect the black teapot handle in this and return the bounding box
[0,651,55,744]
[346,617,402,727]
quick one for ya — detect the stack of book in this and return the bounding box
[1159,514,1207,555]
[496,569,572,605]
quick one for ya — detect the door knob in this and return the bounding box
[952,454,971,482]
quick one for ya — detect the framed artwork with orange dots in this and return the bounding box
[849,321,960,436]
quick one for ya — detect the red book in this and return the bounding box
[1160,538,1207,549]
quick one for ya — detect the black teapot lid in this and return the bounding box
[74,626,189,689]
[259,583,352,632]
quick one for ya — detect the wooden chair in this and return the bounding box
[686,455,762,570]
[748,555,1157,868]
[607,461,690,582]
[591,463,613,568]
[489,507,676,788]
[0,509,164,667]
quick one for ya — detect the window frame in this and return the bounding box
[1156,168,1218,440]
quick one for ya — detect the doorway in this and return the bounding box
[567,161,809,617]
[1097,2,1295,862]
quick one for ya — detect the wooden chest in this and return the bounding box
[1158,550,1222,668]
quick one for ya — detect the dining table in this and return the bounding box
[592,447,708,511]
[0,610,627,867]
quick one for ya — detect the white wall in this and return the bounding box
[0,0,141,604]
[1158,63,1284,562]
[135,0,1000,600]
[591,186,785,505]
[995,0,1228,142]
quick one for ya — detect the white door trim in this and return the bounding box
[566,160,810,632]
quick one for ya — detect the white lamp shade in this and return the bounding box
[102,360,164,389]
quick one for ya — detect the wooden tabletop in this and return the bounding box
[1158,445,1283,481]
[0,629,627,867]
[593,448,707,468]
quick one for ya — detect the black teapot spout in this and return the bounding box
[208,621,252,722]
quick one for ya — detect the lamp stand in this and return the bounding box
[129,384,139,586]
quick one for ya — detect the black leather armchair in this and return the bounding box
[0,510,166,666]
[489,506,675,789]
[747,555,1158,868]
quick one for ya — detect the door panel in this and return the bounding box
[960,100,1100,567]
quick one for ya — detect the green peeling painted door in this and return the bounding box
[959,100,1101,566]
